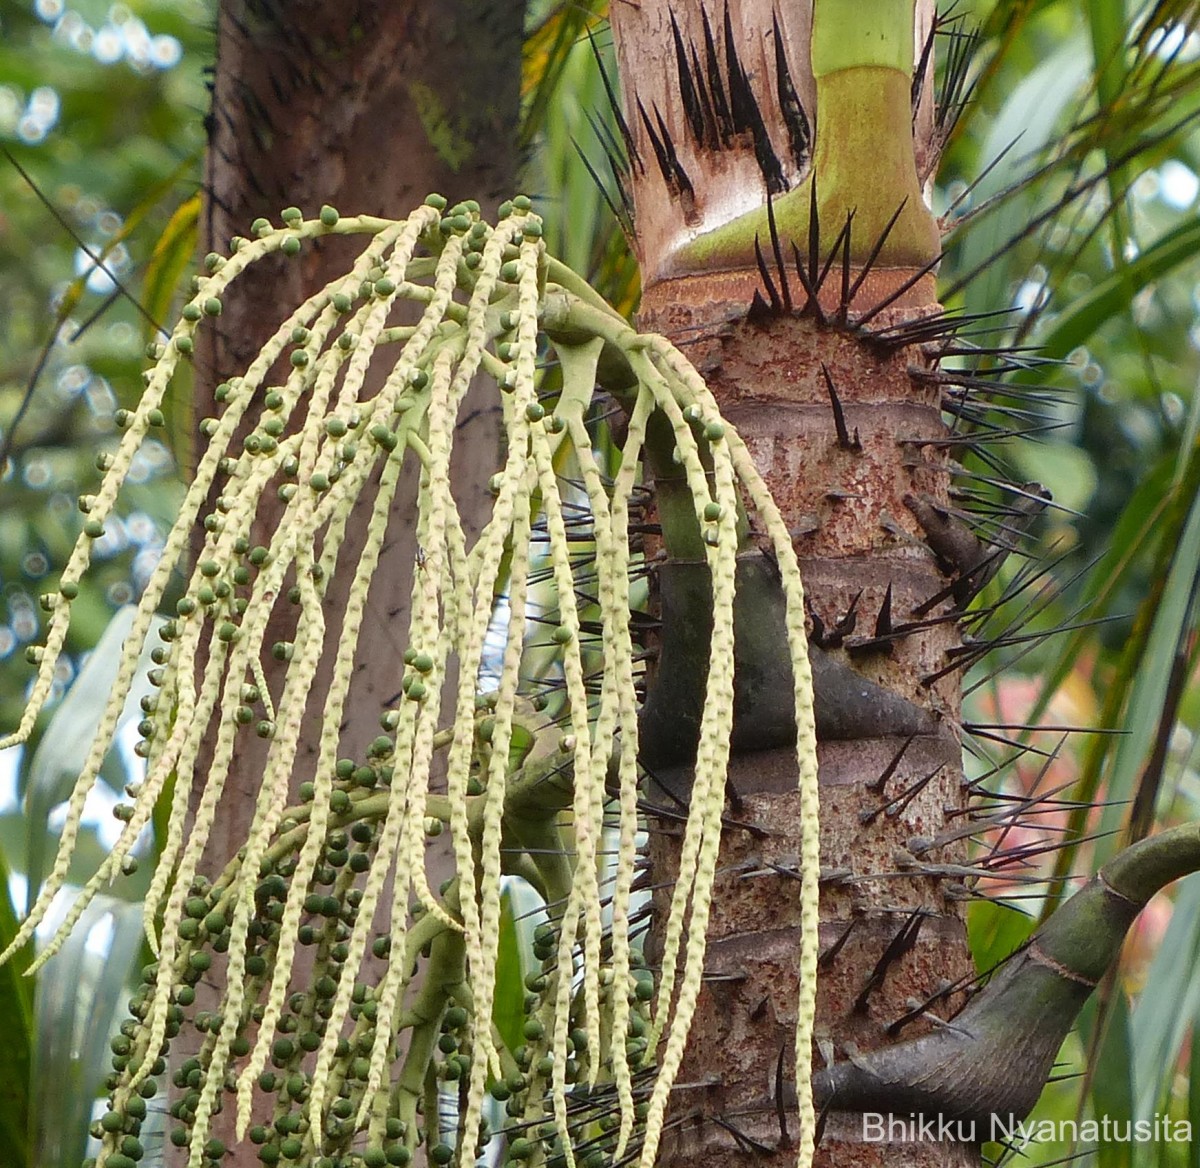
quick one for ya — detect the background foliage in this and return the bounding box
[3,1,1200,1165]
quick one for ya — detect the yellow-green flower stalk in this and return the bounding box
[2,198,820,1168]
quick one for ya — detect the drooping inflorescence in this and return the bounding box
[1,198,820,1168]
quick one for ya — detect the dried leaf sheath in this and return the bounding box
[1,200,820,1168]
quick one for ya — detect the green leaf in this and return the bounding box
[958,38,1092,327]
[1094,464,1200,855]
[493,881,533,1057]
[1086,0,1133,241]
[968,896,1036,976]
[1039,451,1200,910]
[1035,218,1200,360]
[1081,990,1134,1168]
[24,606,165,909]
[1189,1015,1200,1168]
[0,847,33,1168]
[140,193,200,476]
[32,896,145,1168]
[1010,439,1097,515]
[1132,876,1200,1122]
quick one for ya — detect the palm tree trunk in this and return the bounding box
[191,4,523,1161]
[610,2,980,1164]
[196,0,523,889]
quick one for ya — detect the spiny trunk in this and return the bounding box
[192,3,521,1161]
[610,2,978,1165]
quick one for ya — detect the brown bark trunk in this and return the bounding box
[196,0,522,885]
[188,2,522,1162]
[637,312,977,1168]
[609,3,980,1166]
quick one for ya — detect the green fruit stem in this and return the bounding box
[678,0,938,275]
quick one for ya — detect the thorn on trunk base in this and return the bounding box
[853,909,927,1013]
[822,363,862,451]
